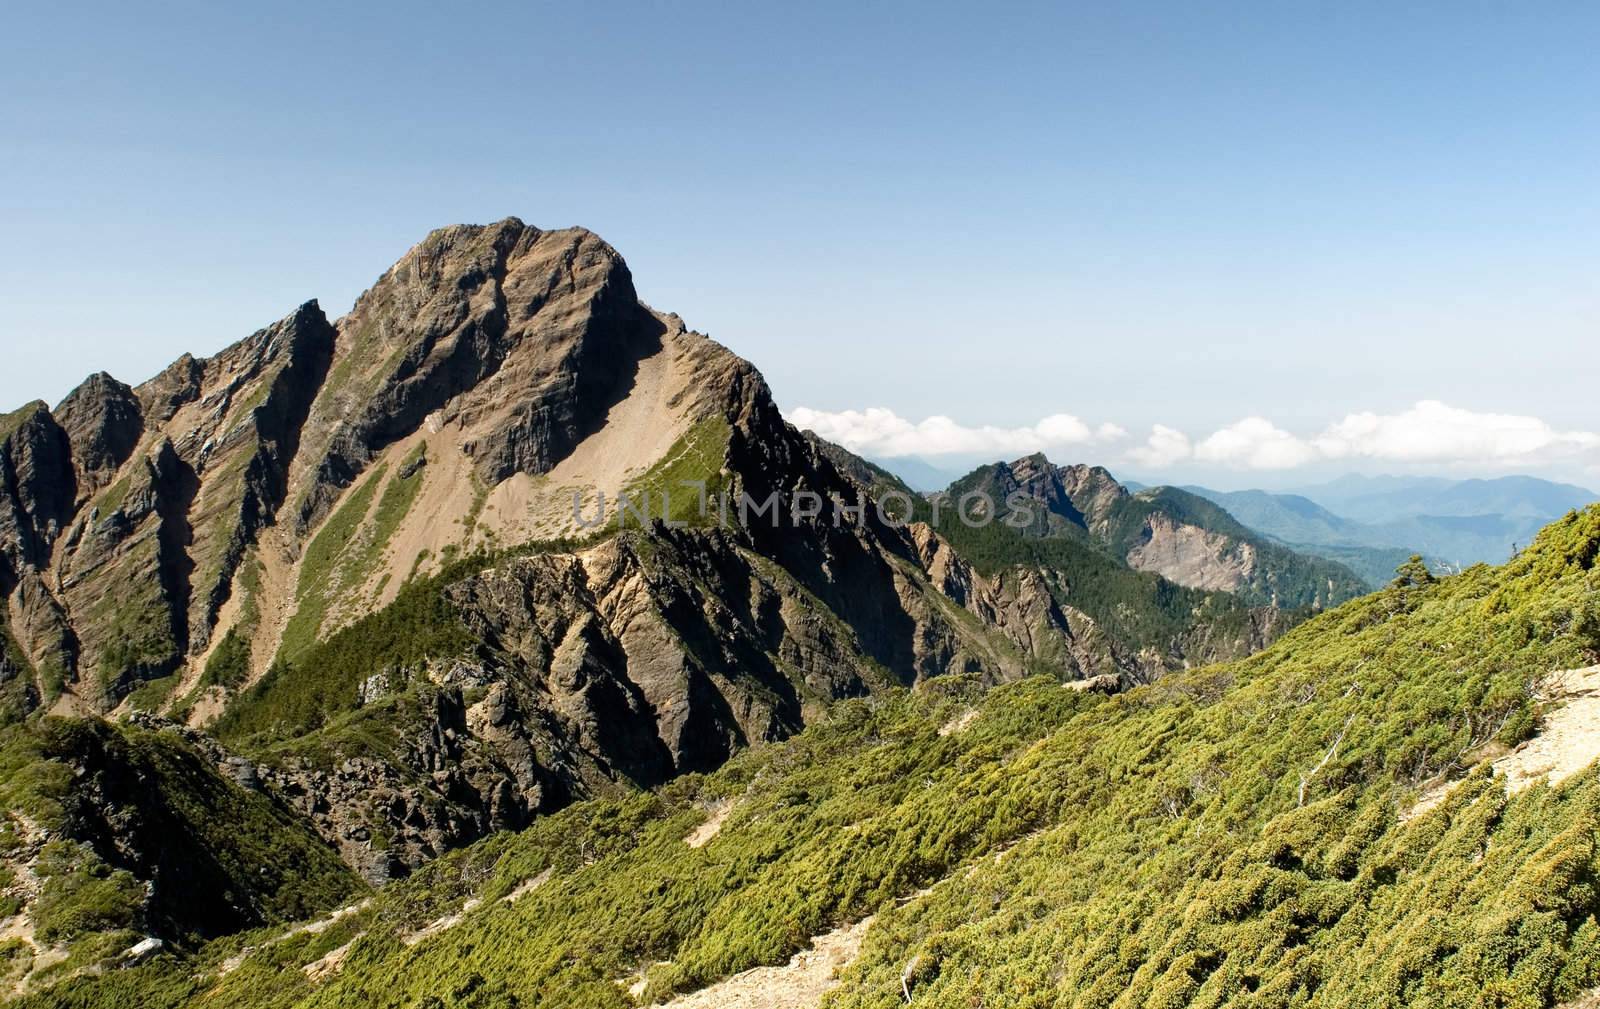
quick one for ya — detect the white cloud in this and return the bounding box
[790,401,1600,474]
[1312,400,1600,465]
[1195,417,1319,470]
[1127,425,1193,468]
[1146,403,1600,472]
[787,406,1126,459]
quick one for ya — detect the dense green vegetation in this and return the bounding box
[199,627,253,693]
[17,506,1599,1008]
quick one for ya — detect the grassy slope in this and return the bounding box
[277,453,429,666]
[0,624,36,726]
[24,506,1600,1009]
[620,417,733,527]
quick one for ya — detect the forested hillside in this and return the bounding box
[15,504,1598,1008]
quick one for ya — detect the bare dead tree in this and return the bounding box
[901,953,922,1003]
[1299,714,1356,807]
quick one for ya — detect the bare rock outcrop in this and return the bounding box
[291,221,719,534]
[54,372,143,502]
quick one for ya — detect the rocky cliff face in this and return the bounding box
[1125,509,1258,593]
[0,219,1307,897]
[0,403,75,584]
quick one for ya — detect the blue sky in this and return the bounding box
[3,2,1597,488]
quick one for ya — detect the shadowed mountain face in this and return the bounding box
[0,221,1319,976]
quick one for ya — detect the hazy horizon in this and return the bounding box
[858,450,1600,497]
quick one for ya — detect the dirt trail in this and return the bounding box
[1493,664,1600,790]
[1409,664,1600,819]
[216,898,372,977]
[2,814,70,996]
[647,917,873,1009]
[684,801,734,849]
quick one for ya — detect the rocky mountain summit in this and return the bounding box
[0,220,1346,993]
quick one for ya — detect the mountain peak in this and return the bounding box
[0,399,50,437]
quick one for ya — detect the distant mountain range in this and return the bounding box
[1290,473,1598,524]
[869,457,1597,587]
[867,454,963,491]
[1184,474,1597,584]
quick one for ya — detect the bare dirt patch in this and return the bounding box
[646,917,873,1009]
[302,936,360,981]
[685,801,734,849]
[938,709,978,736]
[502,868,554,904]
[402,898,481,947]
[483,340,695,540]
[1408,664,1600,819]
[1493,664,1600,790]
